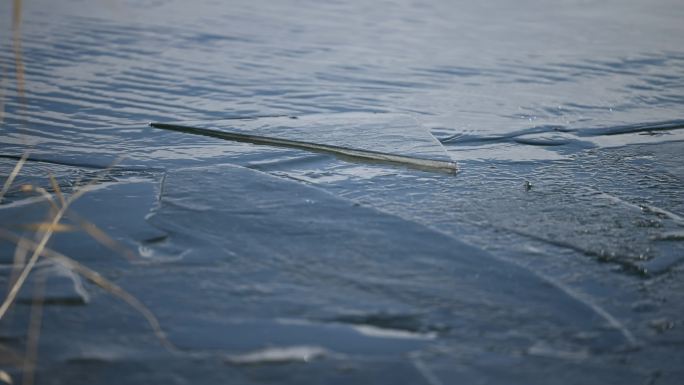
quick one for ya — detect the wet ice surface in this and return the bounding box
[1,0,684,383]
[0,163,670,384]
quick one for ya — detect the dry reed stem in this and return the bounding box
[16,223,75,233]
[0,370,12,384]
[66,210,138,261]
[0,152,28,204]
[0,205,67,320]
[49,170,137,261]
[22,273,45,385]
[25,186,58,212]
[48,175,65,208]
[8,234,30,290]
[0,161,116,321]
[1,155,173,368]
[0,229,175,351]
[7,185,56,293]
[15,183,132,260]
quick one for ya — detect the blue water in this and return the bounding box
[1,0,683,384]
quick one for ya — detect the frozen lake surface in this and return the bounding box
[0,0,683,384]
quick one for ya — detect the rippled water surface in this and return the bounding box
[1,0,683,384]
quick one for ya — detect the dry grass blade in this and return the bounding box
[47,158,138,261]
[0,152,29,204]
[0,229,176,352]
[0,157,122,321]
[0,370,13,384]
[8,187,57,292]
[48,253,175,351]
[48,174,65,208]
[12,190,136,262]
[8,234,30,290]
[22,273,45,385]
[17,223,75,233]
[0,208,66,320]
[66,210,138,261]
[23,186,59,212]
[51,167,137,261]
[16,184,136,260]
[9,173,135,280]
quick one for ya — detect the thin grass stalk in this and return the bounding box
[0,229,175,351]
[0,152,28,204]
[0,165,114,321]
[22,272,45,385]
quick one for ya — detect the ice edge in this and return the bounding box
[149,122,458,174]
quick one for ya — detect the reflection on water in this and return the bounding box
[1,0,25,133]
[0,0,682,162]
[11,0,24,104]
[0,61,5,125]
[12,0,25,124]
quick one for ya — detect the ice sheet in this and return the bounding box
[150,113,457,172]
[146,164,632,354]
[0,163,663,384]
